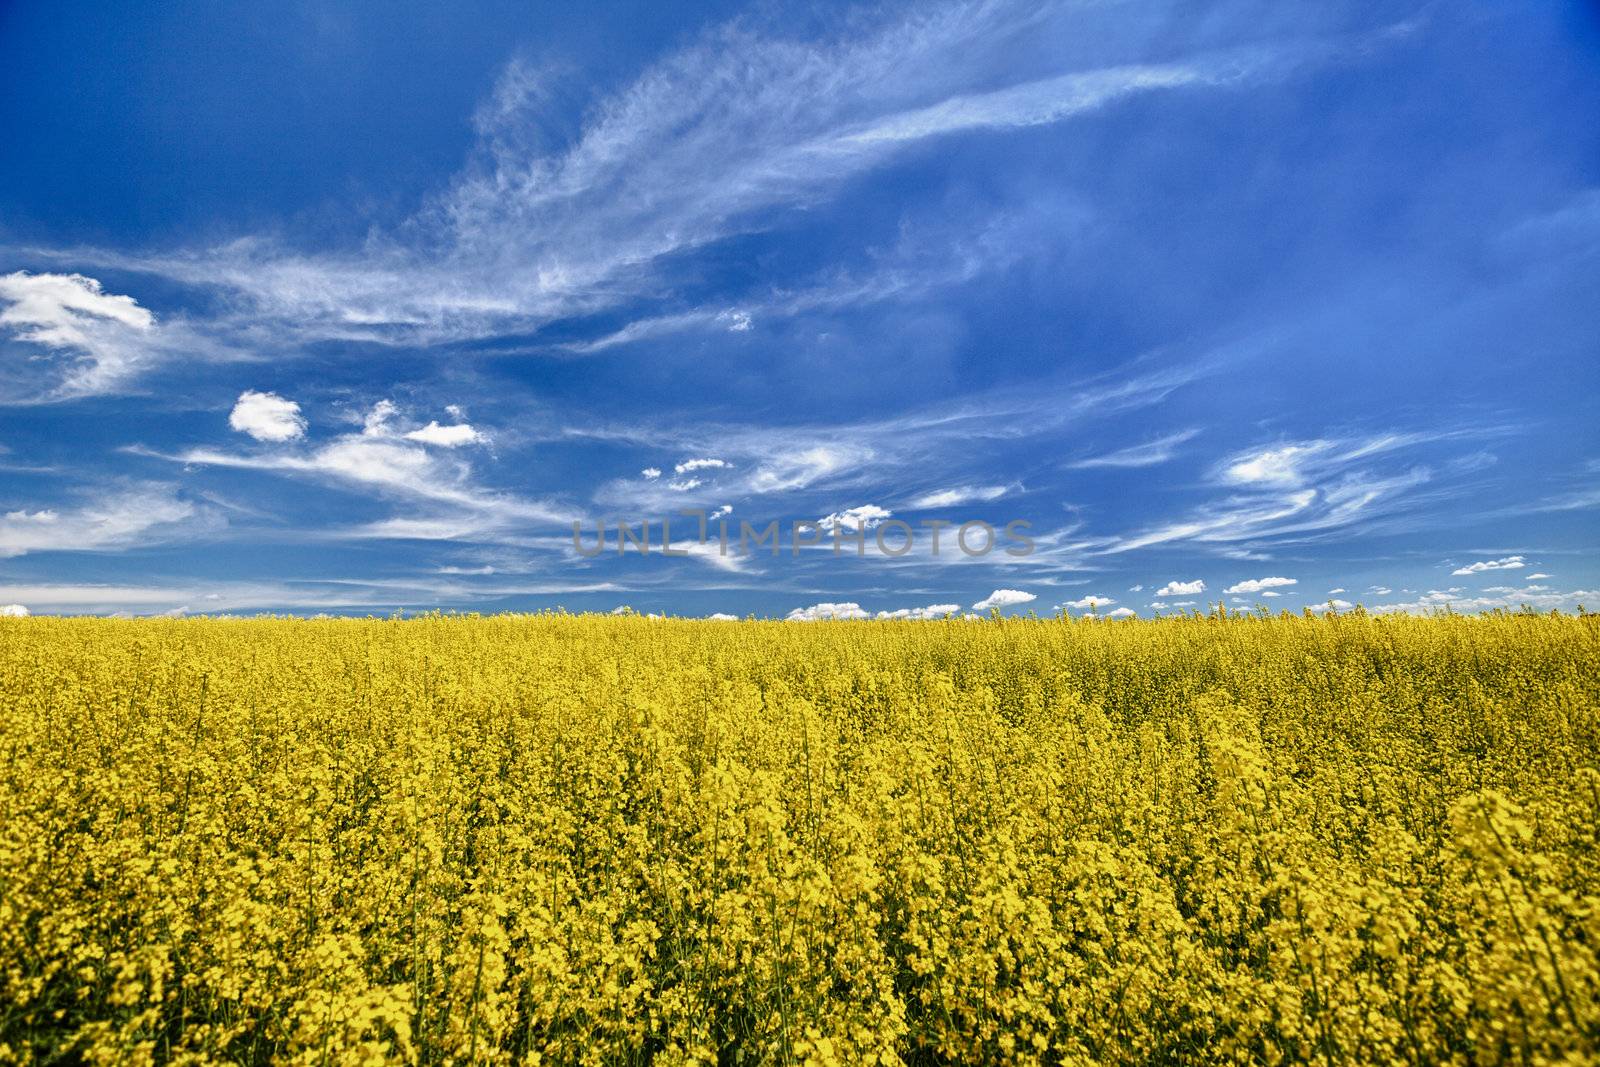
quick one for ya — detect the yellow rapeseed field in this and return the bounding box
[1,610,1597,1065]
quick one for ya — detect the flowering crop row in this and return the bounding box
[1,610,1596,1064]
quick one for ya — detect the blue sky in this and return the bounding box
[1,0,1596,619]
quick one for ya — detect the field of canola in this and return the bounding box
[1,610,1597,1065]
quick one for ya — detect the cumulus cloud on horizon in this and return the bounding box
[1223,576,1296,595]
[972,588,1035,612]
[1452,555,1526,575]
[1155,579,1205,597]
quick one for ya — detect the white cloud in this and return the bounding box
[1371,586,1600,614]
[1328,587,1346,594]
[642,467,661,479]
[818,504,891,532]
[972,588,1036,612]
[1452,555,1526,575]
[876,603,961,620]
[706,612,740,621]
[154,399,572,537]
[1128,584,1144,592]
[674,458,730,475]
[1223,576,1296,594]
[1067,429,1199,469]
[787,601,870,621]
[1369,585,1392,595]
[1,603,28,617]
[909,485,1009,509]
[1155,579,1205,597]
[362,399,399,435]
[229,390,307,442]
[1105,607,1137,618]
[1527,572,1552,580]
[710,505,732,520]
[0,271,163,398]
[1,485,208,558]
[668,478,701,491]
[404,421,485,447]
[1062,593,1116,611]
[0,577,621,615]
[1219,443,1328,487]
[50,2,1317,359]
[667,538,747,573]
[747,446,858,494]
[1089,431,1495,559]
[1310,599,1355,612]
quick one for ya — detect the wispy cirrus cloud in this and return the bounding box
[1,483,214,558]
[1093,429,1504,556]
[0,575,624,616]
[138,396,573,543]
[908,484,1011,509]
[1067,429,1200,469]
[23,1,1338,358]
[0,272,199,401]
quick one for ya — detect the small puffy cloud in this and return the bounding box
[876,603,960,620]
[1311,599,1355,612]
[1452,555,1525,575]
[1369,585,1392,595]
[1062,594,1116,611]
[1128,584,1144,592]
[1328,587,1346,595]
[404,421,484,448]
[229,390,306,442]
[910,485,1008,509]
[719,310,752,332]
[706,612,739,621]
[1370,585,1599,615]
[787,601,869,621]
[668,478,702,491]
[1,603,28,617]
[642,467,662,480]
[1155,579,1205,597]
[674,458,730,475]
[1261,590,1281,597]
[710,505,732,520]
[972,588,1036,612]
[819,504,891,532]
[1105,607,1137,618]
[1223,576,1296,595]
[1527,572,1552,580]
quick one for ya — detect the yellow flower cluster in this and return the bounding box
[0,608,1596,1064]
